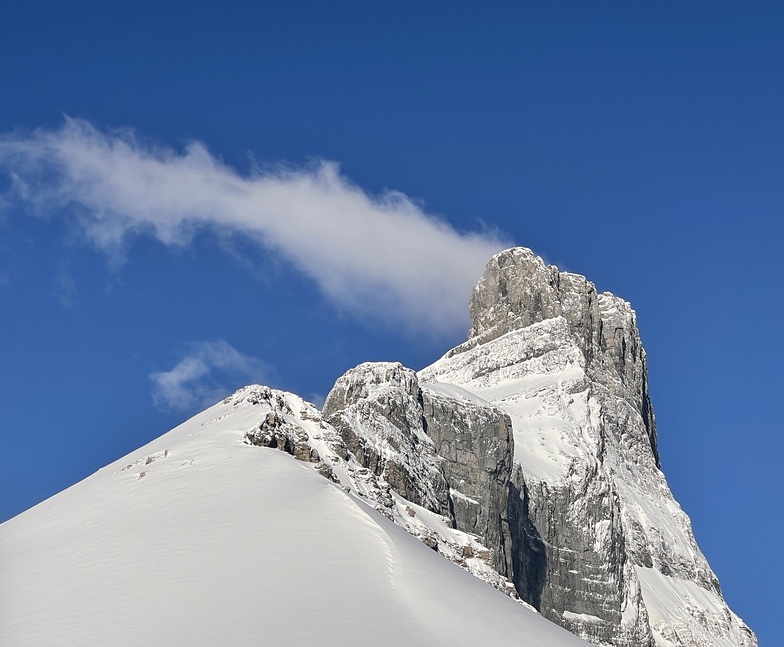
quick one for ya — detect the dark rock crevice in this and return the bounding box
[507,472,547,610]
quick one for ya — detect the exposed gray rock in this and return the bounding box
[322,362,451,515]
[235,384,524,600]
[464,247,659,469]
[241,246,756,647]
[420,386,514,576]
[323,362,527,587]
[242,385,343,482]
[420,247,756,647]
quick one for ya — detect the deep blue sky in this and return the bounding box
[1,2,781,642]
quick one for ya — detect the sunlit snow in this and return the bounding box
[0,392,590,647]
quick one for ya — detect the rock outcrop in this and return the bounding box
[319,247,755,647]
[240,382,522,600]
[322,363,517,579]
[322,363,451,516]
[241,246,755,647]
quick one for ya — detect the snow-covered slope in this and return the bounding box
[0,387,590,647]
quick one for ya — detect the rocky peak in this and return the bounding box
[415,246,756,646]
[466,247,658,467]
[247,246,755,647]
[467,247,593,344]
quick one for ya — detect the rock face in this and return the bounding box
[322,363,451,516]
[464,248,659,470]
[321,248,756,647]
[322,364,516,579]
[240,382,523,600]
[238,247,754,646]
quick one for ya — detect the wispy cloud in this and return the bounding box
[150,339,272,411]
[0,118,508,334]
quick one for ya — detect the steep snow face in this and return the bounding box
[419,247,756,647]
[636,568,757,647]
[1,385,593,647]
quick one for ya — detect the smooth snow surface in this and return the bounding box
[0,394,590,647]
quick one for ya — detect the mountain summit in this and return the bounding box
[423,248,756,646]
[0,247,755,647]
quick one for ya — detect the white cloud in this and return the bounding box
[150,340,272,411]
[0,118,508,334]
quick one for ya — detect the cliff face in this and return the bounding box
[322,363,515,579]
[464,247,659,469]
[321,248,756,647]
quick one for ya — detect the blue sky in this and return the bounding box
[1,1,781,642]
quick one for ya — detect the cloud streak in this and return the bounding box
[0,118,508,334]
[150,340,272,411]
